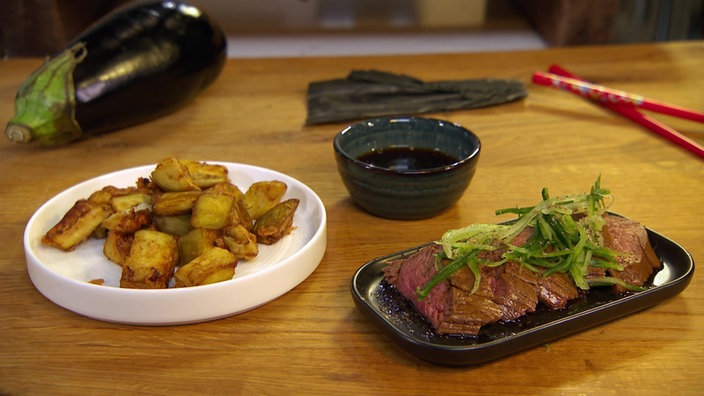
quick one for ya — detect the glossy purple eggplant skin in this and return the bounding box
[68,0,227,136]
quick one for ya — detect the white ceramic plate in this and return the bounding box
[24,162,327,325]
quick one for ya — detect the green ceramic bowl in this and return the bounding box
[333,117,481,220]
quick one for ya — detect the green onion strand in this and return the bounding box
[421,177,643,301]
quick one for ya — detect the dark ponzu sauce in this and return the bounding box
[357,147,459,171]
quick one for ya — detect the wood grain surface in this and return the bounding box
[1,41,702,395]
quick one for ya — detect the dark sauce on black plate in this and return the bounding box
[357,147,459,171]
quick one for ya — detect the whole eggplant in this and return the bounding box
[5,0,227,145]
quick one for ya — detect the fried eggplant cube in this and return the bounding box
[229,197,253,231]
[150,157,200,192]
[87,185,132,206]
[182,160,229,188]
[243,180,287,220]
[191,191,235,229]
[209,181,245,202]
[152,191,201,216]
[109,192,152,212]
[101,204,152,234]
[88,186,136,239]
[42,199,112,251]
[178,228,220,266]
[120,229,178,289]
[174,247,237,287]
[103,231,134,266]
[222,224,259,260]
[153,214,193,236]
[253,198,299,245]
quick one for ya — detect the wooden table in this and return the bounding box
[1,41,702,395]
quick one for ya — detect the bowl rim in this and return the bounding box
[333,116,481,176]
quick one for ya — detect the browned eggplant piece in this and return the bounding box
[253,199,299,245]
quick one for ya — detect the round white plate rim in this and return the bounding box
[24,162,327,325]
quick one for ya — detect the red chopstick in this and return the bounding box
[532,71,704,123]
[536,65,704,159]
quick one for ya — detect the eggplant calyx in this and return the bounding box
[6,42,87,145]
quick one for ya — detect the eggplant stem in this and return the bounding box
[5,124,32,143]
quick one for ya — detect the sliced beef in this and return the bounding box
[383,214,660,336]
[385,245,539,336]
[484,227,579,309]
[474,262,539,321]
[383,245,451,330]
[536,272,579,309]
[438,267,505,335]
[384,245,504,335]
[603,214,661,293]
[447,262,538,328]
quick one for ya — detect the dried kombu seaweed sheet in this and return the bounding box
[305,69,527,125]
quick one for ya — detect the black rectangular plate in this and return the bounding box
[351,227,694,366]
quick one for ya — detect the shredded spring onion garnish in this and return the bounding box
[417,177,645,300]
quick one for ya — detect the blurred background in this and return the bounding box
[2,0,703,58]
